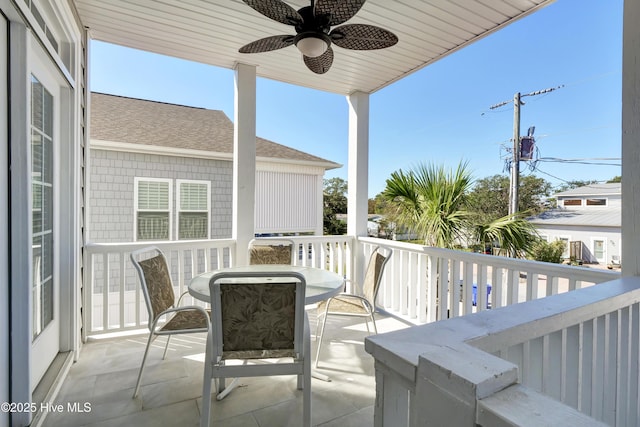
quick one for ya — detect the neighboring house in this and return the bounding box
[529,183,621,264]
[88,93,340,243]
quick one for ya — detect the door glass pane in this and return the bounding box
[594,240,604,259]
[31,75,54,339]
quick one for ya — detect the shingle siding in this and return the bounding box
[89,149,232,242]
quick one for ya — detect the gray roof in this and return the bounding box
[90,93,340,169]
[529,206,620,227]
[554,183,621,198]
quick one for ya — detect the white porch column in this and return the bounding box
[347,91,370,283]
[233,63,257,266]
[622,0,640,276]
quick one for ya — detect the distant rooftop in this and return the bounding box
[554,183,621,198]
[90,92,340,169]
[529,206,620,227]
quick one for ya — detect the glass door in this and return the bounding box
[29,45,61,389]
[593,239,605,263]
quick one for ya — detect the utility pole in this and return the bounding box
[511,92,521,216]
[490,85,563,216]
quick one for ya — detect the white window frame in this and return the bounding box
[134,177,173,241]
[176,179,211,240]
[586,198,608,207]
[562,198,582,207]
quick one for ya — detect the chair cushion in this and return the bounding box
[138,254,175,319]
[220,282,297,354]
[249,245,292,265]
[160,309,210,331]
[317,295,369,315]
[363,252,387,304]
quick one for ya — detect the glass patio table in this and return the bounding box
[188,264,345,305]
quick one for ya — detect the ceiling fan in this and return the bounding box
[238,0,398,74]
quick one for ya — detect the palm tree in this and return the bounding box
[472,212,539,257]
[383,162,472,248]
[383,162,539,256]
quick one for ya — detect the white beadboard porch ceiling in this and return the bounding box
[74,0,554,95]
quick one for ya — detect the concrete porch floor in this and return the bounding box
[42,310,409,427]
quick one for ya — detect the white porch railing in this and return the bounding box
[365,276,640,426]
[82,239,235,338]
[82,235,618,337]
[82,235,355,337]
[358,237,619,324]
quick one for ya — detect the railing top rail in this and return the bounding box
[260,235,354,243]
[357,236,619,283]
[84,238,236,254]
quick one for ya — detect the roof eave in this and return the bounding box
[90,139,341,170]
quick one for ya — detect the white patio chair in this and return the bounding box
[130,246,210,398]
[200,271,311,427]
[248,238,296,265]
[315,245,392,368]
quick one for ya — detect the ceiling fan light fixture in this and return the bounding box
[294,33,330,57]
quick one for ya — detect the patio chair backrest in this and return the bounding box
[362,246,393,306]
[131,247,176,328]
[248,238,295,265]
[208,271,306,361]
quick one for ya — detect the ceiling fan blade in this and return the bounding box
[303,47,334,74]
[242,0,303,26]
[314,0,366,26]
[239,35,295,53]
[330,24,398,50]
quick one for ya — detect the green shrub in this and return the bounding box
[528,240,565,264]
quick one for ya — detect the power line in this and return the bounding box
[537,157,621,166]
[489,85,563,216]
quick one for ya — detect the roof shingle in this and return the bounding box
[90,92,340,168]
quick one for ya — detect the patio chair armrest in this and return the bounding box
[175,290,191,307]
[151,305,211,335]
[325,293,373,311]
[160,304,209,318]
[333,293,368,303]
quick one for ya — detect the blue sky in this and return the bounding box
[90,0,622,198]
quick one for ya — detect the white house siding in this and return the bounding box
[531,184,622,264]
[536,225,620,264]
[88,149,232,242]
[558,194,621,210]
[255,167,322,234]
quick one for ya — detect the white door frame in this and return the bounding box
[591,237,607,264]
[9,24,75,425]
[9,22,34,426]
